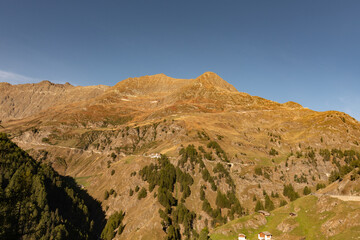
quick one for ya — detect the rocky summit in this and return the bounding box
[1,72,360,240]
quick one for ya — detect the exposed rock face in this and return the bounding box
[277,221,299,233]
[317,196,360,237]
[244,214,267,229]
[321,211,360,237]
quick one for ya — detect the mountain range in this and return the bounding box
[1,72,359,239]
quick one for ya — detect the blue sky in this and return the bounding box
[0,1,359,120]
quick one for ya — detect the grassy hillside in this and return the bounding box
[210,195,360,240]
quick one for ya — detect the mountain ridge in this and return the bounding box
[1,72,360,239]
[3,72,356,126]
[0,80,109,122]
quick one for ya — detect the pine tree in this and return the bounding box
[255,200,264,212]
[264,195,275,211]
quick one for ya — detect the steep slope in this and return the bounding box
[0,80,109,122]
[0,133,105,239]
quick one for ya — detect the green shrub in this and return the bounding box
[269,147,278,156]
[303,186,311,195]
[279,200,287,207]
[255,167,263,176]
[316,183,326,190]
[104,190,109,200]
[138,187,147,200]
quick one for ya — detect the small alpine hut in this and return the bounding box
[258,210,271,217]
[258,231,272,240]
[238,233,247,240]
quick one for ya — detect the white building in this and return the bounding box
[149,153,161,159]
[238,233,247,240]
[258,231,272,240]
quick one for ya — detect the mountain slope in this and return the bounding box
[211,194,360,240]
[1,72,301,127]
[0,80,109,122]
[0,133,105,239]
[1,72,360,239]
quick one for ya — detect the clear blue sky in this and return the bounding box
[0,1,359,120]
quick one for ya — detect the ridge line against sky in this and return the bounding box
[0,69,65,84]
[0,0,359,120]
[1,68,359,121]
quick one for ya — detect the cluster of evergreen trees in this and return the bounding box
[137,142,245,239]
[139,155,197,239]
[213,163,235,190]
[0,133,105,239]
[201,199,227,226]
[207,141,228,162]
[254,193,275,212]
[179,144,202,168]
[326,148,360,183]
[200,189,243,226]
[179,145,217,191]
[181,145,244,227]
[283,184,300,201]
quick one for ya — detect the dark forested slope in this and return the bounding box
[0,133,105,239]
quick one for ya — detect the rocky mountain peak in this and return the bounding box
[194,72,238,92]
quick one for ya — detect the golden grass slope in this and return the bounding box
[0,80,109,122]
